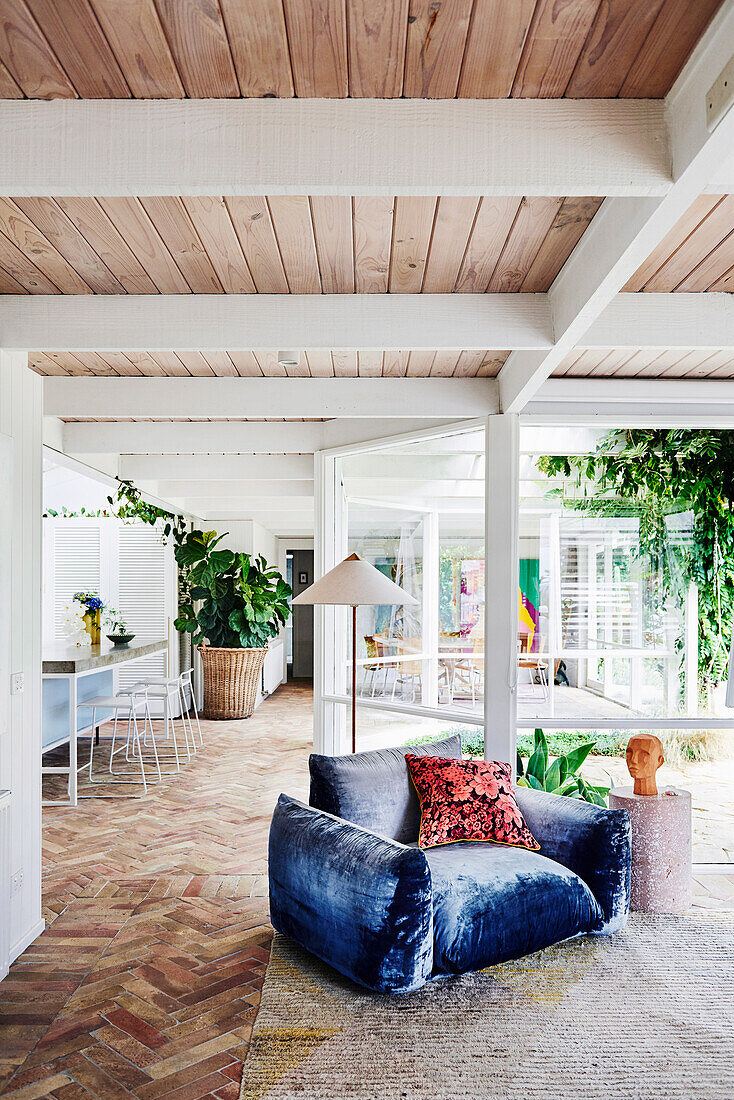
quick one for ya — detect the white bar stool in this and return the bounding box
[77,689,160,796]
[124,679,190,768]
[178,668,203,749]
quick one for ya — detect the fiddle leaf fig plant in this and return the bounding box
[516,728,610,807]
[174,530,292,648]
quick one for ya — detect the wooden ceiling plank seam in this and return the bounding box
[182,195,256,293]
[224,196,289,293]
[200,349,239,376]
[675,349,723,378]
[0,0,77,98]
[564,0,666,99]
[520,196,603,292]
[421,195,480,293]
[553,347,588,377]
[267,195,322,293]
[226,349,265,376]
[123,350,169,376]
[623,349,689,379]
[138,195,223,292]
[352,195,393,294]
[457,0,536,98]
[309,195,355,294]
[477,352,509,377]
[600,348,648,377]
[174,350,217,376]
[89,0,185,97]
[454,196,522,293]
[64,351,113,375]
[0,196,92,293]
[331,348,358,375]
[388,195,437,293]
[642,194,734,293]
[97,195,192,293]
[405,350,435,376]
[253,349,287,376]
[672,225,734,293]
[357,350,383,377]
[0,261,29,293]
[709,258,734,294]
[24,0,132,98]
[29,351,71,375]
[511,0,602,99]
[0,55,24,97]
[381,349,409,376]
[154,0,240,98]
[347,0,408,97]
[619,0,723,99]
[623,194,724,291]
[486,195,563,293]
[699,352,734,379]
[148,351,193,376]
[453,349,485,377]
[403,0,473,99]
[14,197,125,293]
[283,0,348,97]
[0,228,61,292]
[95,351,144,375]
[54,196,158,293]
[429,350,461,376]
[219,0,294,97]
[304,349,334,376]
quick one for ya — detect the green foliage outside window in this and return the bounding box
[539,429,734,707]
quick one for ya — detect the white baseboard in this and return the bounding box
[9,917,45,965]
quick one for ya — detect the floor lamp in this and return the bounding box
[293,552,418,753]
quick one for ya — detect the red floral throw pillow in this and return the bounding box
[405,754,540,852]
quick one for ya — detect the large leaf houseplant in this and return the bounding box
[174,530,292,719]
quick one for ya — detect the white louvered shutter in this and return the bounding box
[116,523,174,710]
[51,522,101,639]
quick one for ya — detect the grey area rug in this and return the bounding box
[240,913,734,1100]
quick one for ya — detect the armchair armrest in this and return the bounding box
[515,787,631,933]
[268,794,433,993]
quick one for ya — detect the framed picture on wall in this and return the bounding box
[298,572,308,585]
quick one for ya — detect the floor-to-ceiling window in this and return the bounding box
[521,422,733,864]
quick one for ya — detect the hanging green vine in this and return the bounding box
[107,479,188,546]
[539,429,734,706]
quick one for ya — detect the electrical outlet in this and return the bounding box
[10,672,24,695]
[10,868,23,895]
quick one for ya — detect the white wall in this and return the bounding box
[0,352,43,971]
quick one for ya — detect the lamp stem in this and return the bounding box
[351,604,357,753]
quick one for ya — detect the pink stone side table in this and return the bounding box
[609,786,692,913]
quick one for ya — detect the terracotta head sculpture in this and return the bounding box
[625,733,665,796]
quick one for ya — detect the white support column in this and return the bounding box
[421,511,439,709]
[484,415,519,766]
[685,582,699,717]
[313,450,348,756]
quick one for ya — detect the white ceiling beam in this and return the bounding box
[528,377,734,426]
[61,417,458,455]
[498,1,734,413]
[156,480,313,499]
[180,496,314,512]
[45,378,499,420]
[0,293,547,351]
[341,455,483,479]
[344,479,486,497]
[0,98,669,197]
[581,293,734,349]
[119,454,314,481]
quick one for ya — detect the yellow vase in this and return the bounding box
[83,609,101,644]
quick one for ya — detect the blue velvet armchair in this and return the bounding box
[268,735,631,994]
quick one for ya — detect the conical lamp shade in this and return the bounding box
[292,553,418,607]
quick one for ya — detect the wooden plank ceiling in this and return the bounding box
[0,194,601,295]
[626,194,734,292]
[0,1,721,100]
[29,348,510,377]
[554,347,734,379]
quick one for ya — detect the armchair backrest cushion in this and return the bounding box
[309,734,462,843]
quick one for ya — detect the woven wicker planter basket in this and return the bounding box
[198,644,268,720]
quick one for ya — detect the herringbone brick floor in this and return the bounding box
[2,681,732,1098]
[0,682,313,1099]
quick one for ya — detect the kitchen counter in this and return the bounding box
[43,637,168,674]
